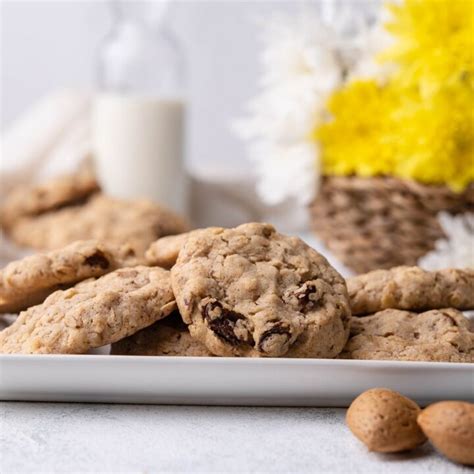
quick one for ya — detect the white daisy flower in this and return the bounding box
[234,6,385,208]
[419,213,474,270]
[234,12,344,206]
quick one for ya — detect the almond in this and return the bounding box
[417,401,474,466]
[346,388,426,452]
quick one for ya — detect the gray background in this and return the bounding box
[1,0,310,172]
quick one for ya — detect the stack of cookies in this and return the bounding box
[342,267,474,362]
[1,168,189,257]
[1,171,473,359]
[0,223,352,357]
[0,220,473,361]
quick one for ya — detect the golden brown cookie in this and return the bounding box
[340,308,474,362]
[0,266,176,354]
[348,267,474,315]
[8,194,190,255]
[0,240,124,314]
[145,229,220,269]
[146,233,191,269]
[1,167,99,229]
[171,223,351,358]
[111,313,212,356]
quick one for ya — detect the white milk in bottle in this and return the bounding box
[93,94,187,213]
[92,1,188,215]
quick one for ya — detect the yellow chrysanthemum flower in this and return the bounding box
[394,84,474,191]
[316,80,399,177]
[383,0,474,95]
[317,80,474,190]
[316,0,474,191]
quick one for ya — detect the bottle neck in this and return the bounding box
[109,0,170,29]
[98,0,184,96]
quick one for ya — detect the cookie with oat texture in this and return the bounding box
[146,229,221,269]
[0,240,124,314]
[340,308,474,362]
[171,223,351,358]
[0,266,176,354]
[8,194,190,255]
[348,267,474,315]
[146,233,192,269]
[111,312,212,357]
[1,167,99,229]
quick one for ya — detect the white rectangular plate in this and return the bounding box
[1,355,472,407]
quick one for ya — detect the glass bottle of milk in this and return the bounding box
[93,0,188,215]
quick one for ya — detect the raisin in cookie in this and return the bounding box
[0,240,136,314]
[0,266,176,354]
[1,167,99,229]
[171,223,351,357]
[111,312,212,356]
[8,194,190,255]
[348,267,474,316]
[340,308,474,362]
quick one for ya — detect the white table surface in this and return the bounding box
[0,402,470,473]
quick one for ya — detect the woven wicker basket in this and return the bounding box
[309,176,474,274]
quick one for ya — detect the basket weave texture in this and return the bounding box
[309,176,474,274]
